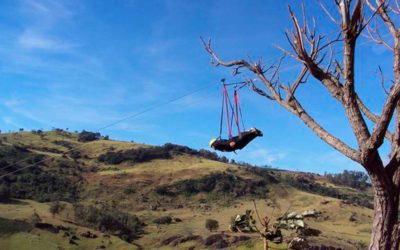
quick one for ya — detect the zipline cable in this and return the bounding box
[0,32,391,178]
[0,84,214,179]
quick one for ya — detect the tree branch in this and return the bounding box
[285,97,361,162]
[366,0,398,38]
[337,0,372,149]
[365,83,400,154]
[356,94,393,142]
[286,67,308,102]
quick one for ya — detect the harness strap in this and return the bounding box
[234,89,241,135]
[219,87,225,138]
[223,85,232,138]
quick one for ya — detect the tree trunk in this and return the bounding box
[369,173,398,250]
[263,238,268,250]
[392,223,400,250]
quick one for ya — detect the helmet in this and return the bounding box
[209,138,217,147]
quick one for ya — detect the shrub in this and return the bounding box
[0,185,10,202]
[205,219,219,232]
[73,204,143,242]
[27,154,45,164]
[155,186,175,196]
[156,172,269,198]
[49,201,64,216]
[70,150,81,159]
[98,146,171,165]
[153,216,173,225]
[0,147,83,202]
[98,143,234,165]
[123,187,135,195]
[204,234,228,248]
[78,130,101,142]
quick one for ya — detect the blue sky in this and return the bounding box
[0,0,394,173]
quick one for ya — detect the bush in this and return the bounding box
[70,150,81,159]
[0,185,10,202]
[98,143,234,165]
[153,216,173,225]
[123,187,135,195]
[49,201,64,216]
[205,219,219,232]
[0,146,83,202]
[27,154,45,164]
[204,234,228,248]
[73,204,143,242]
[78,130,101,142]
[155,186,175,196]
[156,172,269,198]
[98,146,171,165]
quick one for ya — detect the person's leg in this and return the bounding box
[232,130,260,150]
[249,127,263,136]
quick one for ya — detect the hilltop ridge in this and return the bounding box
[0,130,373,249]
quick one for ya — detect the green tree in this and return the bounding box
[205,219,219,232]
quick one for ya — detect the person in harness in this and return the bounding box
[210,80,263,152]
[209,127,263,152]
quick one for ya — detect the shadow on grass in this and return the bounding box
[0,217,33,236]
[0,199,29,205]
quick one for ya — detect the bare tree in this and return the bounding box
[203,1,400,249]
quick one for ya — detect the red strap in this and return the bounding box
[224,85,232,138]
[234,90,241,134]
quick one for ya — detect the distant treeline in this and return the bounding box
[239,166,373,208]
[32,129,108,142]
[98,143,230,165]
[324,170,371,191]
[155,172,278,198]
[284,175,373,208]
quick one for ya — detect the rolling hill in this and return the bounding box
[0,130,373,249]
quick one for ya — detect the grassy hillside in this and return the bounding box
[0,130,373,249]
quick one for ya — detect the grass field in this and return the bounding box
[0,131,374,249]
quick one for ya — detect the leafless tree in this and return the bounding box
[203,0,400,249]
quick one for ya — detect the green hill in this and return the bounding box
[0,130,373,249]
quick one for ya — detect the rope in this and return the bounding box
[223,85,232,138]
[219,88,225,139]
[0,84,213,179]
[220,81,248,138]
[238,96,246,131]
[234,90,241,134]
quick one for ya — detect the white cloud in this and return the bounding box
[4,98,24,108]
[23,0,75,19]
[170,90,219,112]
[111,122,158,134]
[18,31,72,51]
[2,117,23,129]
[247,148,286,165]
[313,151,353,166]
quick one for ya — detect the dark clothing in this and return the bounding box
[212,129,261,152]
